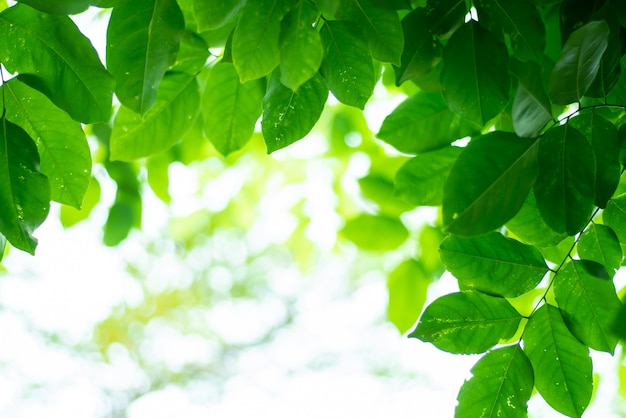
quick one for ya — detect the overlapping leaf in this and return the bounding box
[16,0,90,14]
[442,132,539,236]
[511,59,553,138]
[456,345,534,418]
[578,224,622,274]
[440,232,548,298]
[111,72,200,160]
[506,191,568,248]
[534,124,596,235]
[604,194,626,244]
[425,0,466,38]
[587,12,621,98]
[554,260,621,354]
[377,92,478,154]
[320,20,376,109]
[409,291,522,354]
[523,304,593,417]
[0,4,113,123]
[441,20,510,127]
[192,0,243,31]
[3,78,91,209]
[169,31,210,74]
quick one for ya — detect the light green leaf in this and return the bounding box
[474,0,545,62]
[111,72,200,161]
[442,132,539,236]
[534,124,595,235]
[409,291,522,354]
[337,0,403,65]
[377,92,478,154]
[60,176,101,228]
[169,30,210,74]
[16,0,90,14]
[578,223,622,274]
[555,260,621,354]
[523,304,593,418]
[387,259,431,334]
[146,152,171,203]
[232,0,291,82]
[203,62,264,156]
[3,78,91,209]
[341,214,409,251]
[261,70,328,154]
[0,117,50,254]
[279,3,323,91]
[441,20,510,127]
[456,345,534,418]
[511,59,553,138]
[440,231,548,298]
[549,20,610,104]
[358,175,413,216]
[604,194,626,245]
[107,0,185,114]
[0,4,114,123]
[320,20,376,109]
[192,0,244,31]
[394,146,462,207]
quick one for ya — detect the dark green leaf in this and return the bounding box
[578,223,623,274]
[341,214,409,250]
[107,0,185,114]
[441,20,511,127]
[16,0,90,14]
[0,4,114,123]
[609,0,626,27]
[549,20,610,104]
[202,62,265,156]
[442,132,539,236]
[192,0,244,31]
[534,124,596,235]
[569,112,620,208]
[3,78,91,209]
[440,231,548,298]
[377,92,478,154]
[523,304,593,417]
[474,0,545,62]
[337,0,403,65]
[456,345,534,418]
[262,71,328,153]
[511,59,554,138]
[425,0,466,38]
[394,146,462,206]
[320,20,376,109]
[111,72,200,161]
[555,259,621,354]
[506,190,568,247]
[232,0,291,82]
[0,118,50,254]
[604,193,626,245]
[409,291,522,354]
[387,259,431,333]
[587,12,621,98]
[92,0,129,7]
[611,303,626,340]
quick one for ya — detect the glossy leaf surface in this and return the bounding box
[578,223,623,275]
[511,59,553,138]
[192,0,243,31]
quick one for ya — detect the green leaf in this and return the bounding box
[192,0,244,31]
[377,92,478,154]
[319,20,376,109]
[534,124,596,235]
[409,291,522,354]
[0,117,50,254]
[578,223,623,274]
[425,0,466,38]
[440,231,548,298]
[0,4,114,123]
[506,190,568,248]
[146,152,171,203]
[587,12,621,98]
[202,62,264,156]
[169,30,210,74]
[111,72,200,161]
[441,20,510,127]
[279,3,324,91]
[341,214,409,250]
[16,0,90,14]
[103,201,135,247]
[555,259,621,354]
[60,176,101,228]
[442,132,539,236]
[232,0,291,82]
[3,78,91,209]
[336,0,403,65]
[107,0,185,114]
[511,59,553,138]
[569,112,620,208]
[393,8,442,85]
[604,193,626,245]
[386,259,431,334]
[523,304,593,418]
[358,175,413,216]
[261,70,328,154]
[549,20,610,105]
[394,146,462,206]
[456,345,534,418]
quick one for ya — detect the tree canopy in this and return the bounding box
[1,0,626,416]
